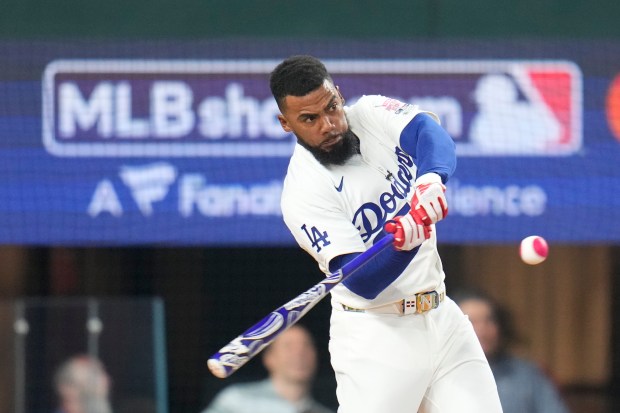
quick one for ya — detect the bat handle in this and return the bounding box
[207,233,395,379]
[339,234,394,277]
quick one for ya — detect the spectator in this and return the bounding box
[53,354,112,413]
[454,289,570,413]
[202,325,333,413]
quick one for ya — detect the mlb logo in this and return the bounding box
[459,62,582,156]
[324,59,582,157]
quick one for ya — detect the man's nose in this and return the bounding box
[319,115,336,133]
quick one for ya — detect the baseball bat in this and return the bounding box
[207,234,394,379]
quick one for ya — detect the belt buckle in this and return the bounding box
[342,304,365,313]
[416,291,439,314]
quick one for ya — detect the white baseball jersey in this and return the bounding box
[281,95,445,309]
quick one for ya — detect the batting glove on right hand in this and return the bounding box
[411,173,448,226]
[384,213,431,251]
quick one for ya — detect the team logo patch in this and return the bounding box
[380,99,416,115]
[301,224,331,252]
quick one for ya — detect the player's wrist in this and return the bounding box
[410,173,448,225]
[384,213,430,251]
[415,172,443,186]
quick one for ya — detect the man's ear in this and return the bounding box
[278,114,292,133]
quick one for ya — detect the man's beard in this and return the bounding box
[298,129,360,166]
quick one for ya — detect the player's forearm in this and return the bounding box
[399,113,456,184]
[329,242,418,299]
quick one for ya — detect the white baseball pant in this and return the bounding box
[329,296,503,413]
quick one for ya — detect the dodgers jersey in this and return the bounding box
[281,95,447,309]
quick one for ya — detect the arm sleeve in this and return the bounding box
[329,239,420,299]
[399,113,457,184]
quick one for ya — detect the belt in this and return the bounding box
[341,284,446,316]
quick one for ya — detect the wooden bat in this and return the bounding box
[207,234,394,378]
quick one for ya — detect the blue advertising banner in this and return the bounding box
[1,40,619,245]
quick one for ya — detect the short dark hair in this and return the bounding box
[269,55,332,110]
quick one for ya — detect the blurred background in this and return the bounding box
[1,1,619,412]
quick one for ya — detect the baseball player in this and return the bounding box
[270,55,503,413]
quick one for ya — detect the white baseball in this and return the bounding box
[520,235,548,265]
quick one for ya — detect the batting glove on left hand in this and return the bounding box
[384,213,431,251]
[411,173,448,226]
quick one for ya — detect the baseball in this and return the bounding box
[519,235,548,265]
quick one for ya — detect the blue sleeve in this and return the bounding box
[399,113,457,183]
[329,242,420,300]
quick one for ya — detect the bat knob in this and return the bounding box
[207,359,228,379]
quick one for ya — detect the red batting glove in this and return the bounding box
[384,213,431,251]
[411,173,448,226]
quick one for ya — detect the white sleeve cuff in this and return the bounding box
[415,172,442,185]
